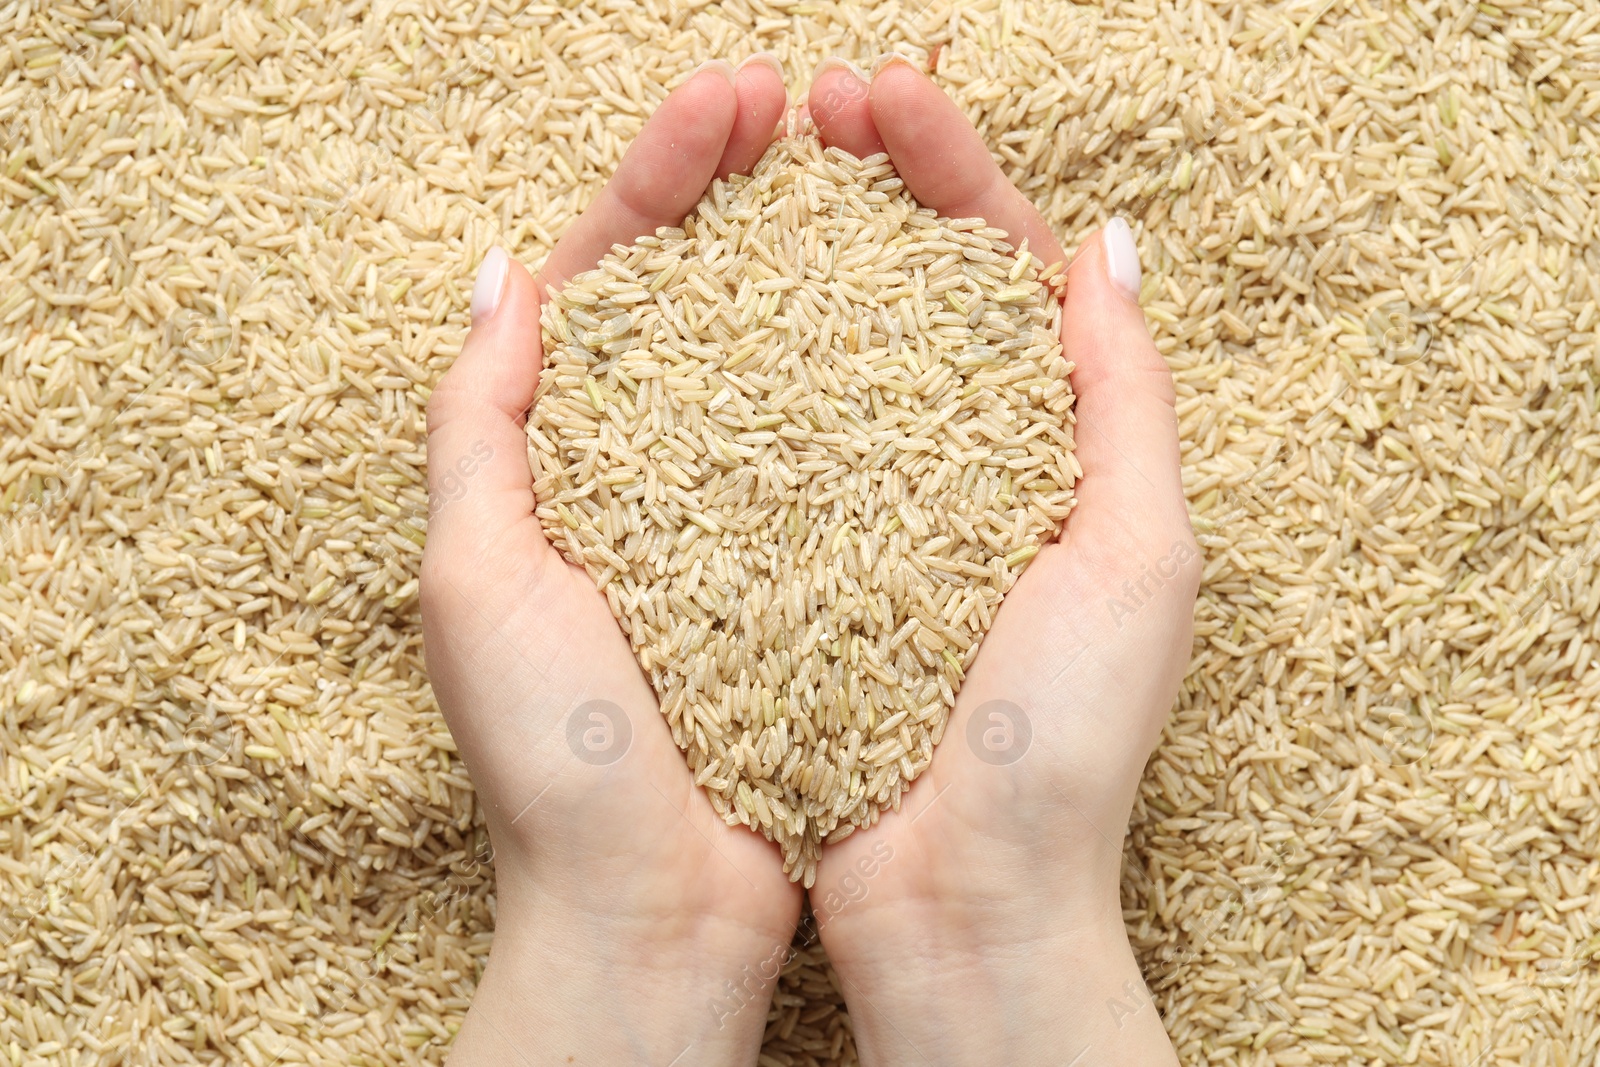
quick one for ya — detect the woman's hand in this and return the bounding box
[804,57,1197,1066]
[422,57,802,1066]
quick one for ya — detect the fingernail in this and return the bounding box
[692,58,739,86]
[738,53,788,109]
[815,56,869,85]
[739,52,786,81]
[471,247,509,327]
[1103,217,1141,303]
[870,52,918,76]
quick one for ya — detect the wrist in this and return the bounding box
[447,881,793,1065]
[824,903,1176,1067]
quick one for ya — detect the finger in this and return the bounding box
[424,249,550,560]
[1057,220,1190,544]
[535,62,741,295]
[429,65,746,570]
[808,58,883,158]
[716,54,788,178]
[867,57,1066,269]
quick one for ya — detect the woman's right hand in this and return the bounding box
[805,56,1196,1067]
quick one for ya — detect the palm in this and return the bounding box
[426,522,801,929]
[813,528,1195,953]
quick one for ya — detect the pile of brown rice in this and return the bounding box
[1,1,1596,1064]
[527,125,1074,885]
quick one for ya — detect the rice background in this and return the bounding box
[1,1,1597,1064]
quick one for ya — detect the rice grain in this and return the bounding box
[3,0,1598,1064]
[527,121,1075,884]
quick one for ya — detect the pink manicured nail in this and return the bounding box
[738,52,786,80]
[737,53,788,108]
[814,56,869,85]
[870,52,918,76]
[692,58,739,86]
[1103,217,1141,303]
[471,247,509,327]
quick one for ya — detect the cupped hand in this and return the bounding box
[422,58,801,1065]
[805,57,1197,1066]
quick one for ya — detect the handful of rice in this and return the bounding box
[527,118,1077,883]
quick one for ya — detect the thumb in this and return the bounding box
[424,248,551,572]
[1058,219,1191,552]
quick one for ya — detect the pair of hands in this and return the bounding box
[422,54,1196,1066]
